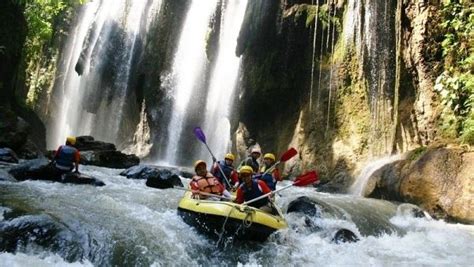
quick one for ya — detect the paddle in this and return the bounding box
[242,171,319,206]
[258,147,298,177]
[194,127,232,189]
[174,186,233,200]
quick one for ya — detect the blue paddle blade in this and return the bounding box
[193,127,206,143]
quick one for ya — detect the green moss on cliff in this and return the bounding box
[434,0,474,145]
[22,1,80,118]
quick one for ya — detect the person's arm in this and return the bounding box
[53,146,62,161]
[258,180,272,195]
[215,178,225,194]
[74,151,80,173]
[234,188,244,204]
[231,171,239,185]
[222,189,232,200]
[274,168,282,181]
[190,180,200,197]
[211,162,217,174]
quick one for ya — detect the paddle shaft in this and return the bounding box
[259,148,297,177]
[174,186,231,200]
[260,160,281,177]
[202,142,232,189]
[242,183,293,206]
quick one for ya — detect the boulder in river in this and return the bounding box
[74,136,116,151]
[0,147,19,163]
[60,172,105,187]
[8,158,50,181]
[120,165,183,189]
[332,229,359,244]
[145,170,183,189]
[80,150,139,169]
[365,147,474,224]
[7,159,105,186]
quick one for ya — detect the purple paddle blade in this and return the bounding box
[193,127,206,143]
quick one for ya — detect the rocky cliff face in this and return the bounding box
[234,0,446,182]
[0,1,26,108]
[0,1,45,157]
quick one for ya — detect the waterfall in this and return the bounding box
[309,2,319,112]
[348,154,403,196]
[340,0,397,156]
[325,2,337,135]
[316,1,328,109]
[162,0,218,165]
[198,0,248,161]
[49,0,162,149]
[49,0,101,148]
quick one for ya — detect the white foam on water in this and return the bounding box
[0,165,472,266]
[0,252,93,267]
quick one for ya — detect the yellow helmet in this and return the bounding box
[264,153,276,161]
[194,160,206,170]
[239,165,254,174]
[224,153,235,161]
[66,136,76,145]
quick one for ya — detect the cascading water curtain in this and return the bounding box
[50,0,162,149]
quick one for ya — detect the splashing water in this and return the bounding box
[0,166,472,266]
[348,154,403,196]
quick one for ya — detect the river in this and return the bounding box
[1,165,473,266]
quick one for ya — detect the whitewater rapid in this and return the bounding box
[1,165,473,266]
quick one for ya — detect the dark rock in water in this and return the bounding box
[121,165,185,188]
[288,197,324,232]
[287,196,321,217]
[61,172,105,187]
[75,136,116,151]
[17,140,43,159]
[397,203,426,219]
[145,169,183,189]
[80,150,139,169]
[0,147,19,163]
[8,158,50,181]
[0,212,84,261]
[7,159,104,186]
[332,229,359,244]
[120,165,149,179]
[146,174,182,189]
[176,167,194,179]
[0,169,17,182]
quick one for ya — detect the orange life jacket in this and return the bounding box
[192,174,222,195]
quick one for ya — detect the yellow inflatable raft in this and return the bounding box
[177,192,287,242]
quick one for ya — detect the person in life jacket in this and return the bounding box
[211,153,239,190]
[258,153,282,191]
[239,147,261,173]
[234,165,273,213]
[190,160,232,201]
[52,136,80,173]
